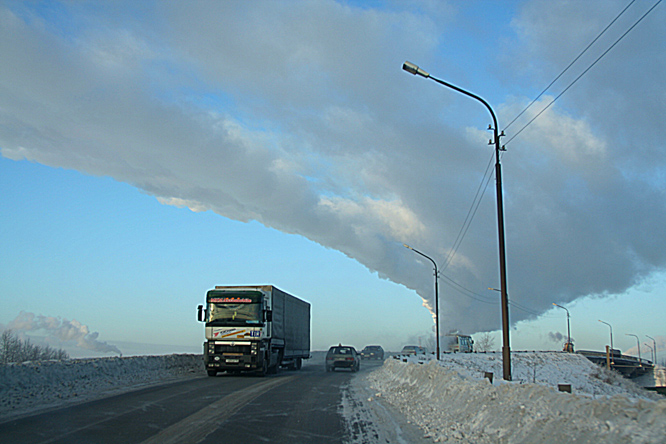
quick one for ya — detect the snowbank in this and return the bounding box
[363,353,666,443]
[0,354,205,422]
[433,351,660,399]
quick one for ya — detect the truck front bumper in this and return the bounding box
[204,340,264,371]
[205,354,260,371]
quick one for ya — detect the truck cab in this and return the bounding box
[198,285,310,376]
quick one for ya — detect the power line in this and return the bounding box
[503,0,637,132]
[440,273,497,304]
[504,0,662,145]
[441,150,495,272]
[509,300,548,317]
[439,273,547,317]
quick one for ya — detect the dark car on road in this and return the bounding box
[360,345,384,360]
[326,345,360,372]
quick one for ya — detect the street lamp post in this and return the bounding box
[404,244,440,360]
[644,343,654,364]
[626,333,642,365]
[403,61,511,380]
[552,303,572,352]
[598,320,614,364]
[646,335,657,365]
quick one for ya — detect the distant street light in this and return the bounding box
[626,333,642,365]
[644,343,654,364]
[404,244,440,360]
[403,61,511,381]
[598,320,614,364]
[646,335,657,365]
[552,303,572,352]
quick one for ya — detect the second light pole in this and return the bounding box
[626,333,642,365]
[599,320,614,365]
[646,335,657,365]
[552,303,572,352]
[403,61,511,380]
[404,244,440,359]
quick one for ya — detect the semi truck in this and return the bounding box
[197,285,310,376]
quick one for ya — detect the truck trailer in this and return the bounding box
[197,285,310,376]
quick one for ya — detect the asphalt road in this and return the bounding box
[0,358,386,444]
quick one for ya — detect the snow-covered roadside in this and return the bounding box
[0,354,205,423]
[361,353,666,444]
[432,351,661,400]
[342,367,434,444]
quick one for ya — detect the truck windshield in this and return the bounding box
[205,291,263,326]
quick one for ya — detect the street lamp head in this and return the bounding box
[402,61,429,78]
[552,302,568,313]
[403,243,412,250]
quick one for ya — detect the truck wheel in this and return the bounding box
[257,359,268,376]
[268,350,282,374]
[295,358,302,370]
[207,370,217,377]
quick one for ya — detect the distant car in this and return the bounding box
[326,345,361,372]
[400,345,427,356]
[361,345,384,360]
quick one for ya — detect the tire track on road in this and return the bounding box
[140,375,297,444]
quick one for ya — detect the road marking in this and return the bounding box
[140,375,296,444]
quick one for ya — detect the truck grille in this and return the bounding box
[214,344,251,354]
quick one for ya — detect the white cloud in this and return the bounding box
[319,196,427,242]
[156,197,210,213]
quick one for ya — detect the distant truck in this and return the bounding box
[445,333,474,353]
[197,285,310,376]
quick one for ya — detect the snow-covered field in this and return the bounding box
[1,352,665,443]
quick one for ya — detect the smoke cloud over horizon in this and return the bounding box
[548,332,574,345]
[6,311,122,356]
[1,1,665,336]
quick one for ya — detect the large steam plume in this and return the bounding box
[0,2,665,337]
[7,311,122,356]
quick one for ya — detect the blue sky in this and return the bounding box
[1,0,665,360]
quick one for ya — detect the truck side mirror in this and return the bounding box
[197,305,204,322]
[265,310,272,322]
